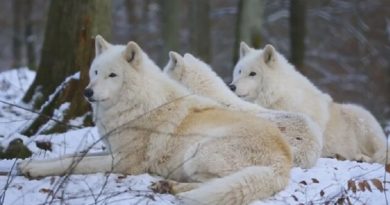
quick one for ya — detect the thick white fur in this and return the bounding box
[164,52,322,168]
[231,42,389,163]
[18,36,293,205]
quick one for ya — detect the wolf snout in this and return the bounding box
[229,84,236,91]
[84,88,94,98]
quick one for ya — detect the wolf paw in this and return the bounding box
[17,160,44,179]
[150,180,174,194]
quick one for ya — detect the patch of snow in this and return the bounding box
[0,173,178,205]
[68,111,91,127]
[0,68,37,137]
[37,102,70,134]
[0,68,389,205]
[0,68,35,103]
[39,72,80,113]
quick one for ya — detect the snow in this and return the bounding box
[0,68,389,205]
[39,72,80,114]
[0,67,35,103]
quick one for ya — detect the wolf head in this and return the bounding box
[230,42,286,104]
[163,52,217,93]
[85,35,161,109]
[164,52,243,103]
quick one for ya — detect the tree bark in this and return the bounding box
[12,0,23,68]
[233,0,265,64]
[159,0,180,65]
[124,0,141,42]
[23,0,36,70]
[21,0,112,136]
[289,0,306,72]
[189,0,211,63]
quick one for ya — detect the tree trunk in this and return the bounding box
[23,0,36,70]
[289,0,306,72]
[159,0,180,65]
[124,0,141,42]
[12,0,23,68]
[189,0,211,63]
[233,0,265,64]
[21,0,112,136]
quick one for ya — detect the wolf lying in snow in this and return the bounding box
[18,36,293,205]
[230,42,389,164]
[163,52,322,168]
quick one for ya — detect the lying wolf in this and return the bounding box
[18,36,292,205]
[231,42,389,164]
[163,52,322,168]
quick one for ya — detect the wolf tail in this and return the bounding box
[177,164,290,205]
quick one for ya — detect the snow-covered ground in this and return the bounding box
[0,68,389,205]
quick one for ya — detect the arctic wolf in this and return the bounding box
[19,36,292,205]
[163,52,322,168]
[230,42,388,163]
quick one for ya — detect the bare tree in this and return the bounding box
[233,0,265,64]
[22,0,112,136]
[189,0,211,63]
[159,0,180,65]
[23,0,36,70]
[289,0,306,72]
[12,0,23,68]
[124,0,142,42]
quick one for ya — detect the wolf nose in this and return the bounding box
[84,88,94,98]
[229,84,236,91]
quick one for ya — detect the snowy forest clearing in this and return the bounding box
[0,68,389,205]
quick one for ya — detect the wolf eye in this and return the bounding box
[249,72,256,76]
[108,73,117,78]
[94,70,98,75]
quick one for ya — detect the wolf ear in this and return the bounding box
[239,42,252,58]
[263,44,277,65]
[169,51,184,67]
[183,53,196,61]
[124,41,142,67]
[163,51,184,73]
[95,35,110,56]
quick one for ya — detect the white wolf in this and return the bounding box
[230,42,389,163]
[18,36,293,205]
[163,52,322,168]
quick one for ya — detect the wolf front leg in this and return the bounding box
[18,153,121,178]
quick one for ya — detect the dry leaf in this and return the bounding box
[39,188,53,194]
[371,178,384,192]
[320,190,325,197]
[337,197,345,205]
[116,175,127,183]
[312,178,319,183]
[362,180,372,192]
[35,141,52,152]
[386,164,390,173]
[347,179,357,193]
[299,180,307,186]
[358,181,366,192]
